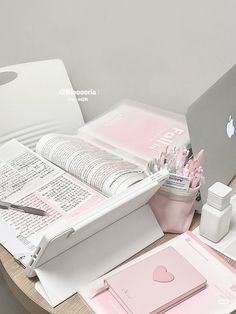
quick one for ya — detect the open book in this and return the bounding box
[36,134,145,197]
[0,100,188,266]
[36,99,189,196]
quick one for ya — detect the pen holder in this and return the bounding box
[149,186,199,234]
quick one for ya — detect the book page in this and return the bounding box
[36,134,145,196]
[0,140,105,260]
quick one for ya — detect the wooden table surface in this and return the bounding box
[0,213,236,314]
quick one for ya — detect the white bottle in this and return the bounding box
[199,183,232,243]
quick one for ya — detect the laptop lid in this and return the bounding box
[186,65,236,203]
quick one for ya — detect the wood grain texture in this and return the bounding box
[0,211,236,313]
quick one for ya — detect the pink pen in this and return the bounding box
[193,149,204,169]
[189,170,195,180]
[186,159,195,173]
[182,164,190,177]
[191,167,203,188]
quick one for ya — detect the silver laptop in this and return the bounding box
[186,64,236,203]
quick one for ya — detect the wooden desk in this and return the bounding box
[0,214,236,313]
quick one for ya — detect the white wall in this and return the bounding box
[0,0,236,121]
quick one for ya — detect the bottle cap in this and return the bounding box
[207,182,232,210]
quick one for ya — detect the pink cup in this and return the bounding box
[149,186,199,234]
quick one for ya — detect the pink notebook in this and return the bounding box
[79,101,189,162]
[102,247,207,314]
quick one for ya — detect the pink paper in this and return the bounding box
[82,233,236,314]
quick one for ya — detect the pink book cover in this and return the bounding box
[104,246,207,314]
[79,101,189,162]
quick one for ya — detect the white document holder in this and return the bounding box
[0,59,84,149]
[26,171,168,307]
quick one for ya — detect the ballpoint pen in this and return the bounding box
[0,201,48,216]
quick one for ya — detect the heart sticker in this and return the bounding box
[153,265,175,283]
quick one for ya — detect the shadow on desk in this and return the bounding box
[0,271,29,314]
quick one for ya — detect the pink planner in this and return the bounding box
[79,100,189,163]
[102,247,207,314]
